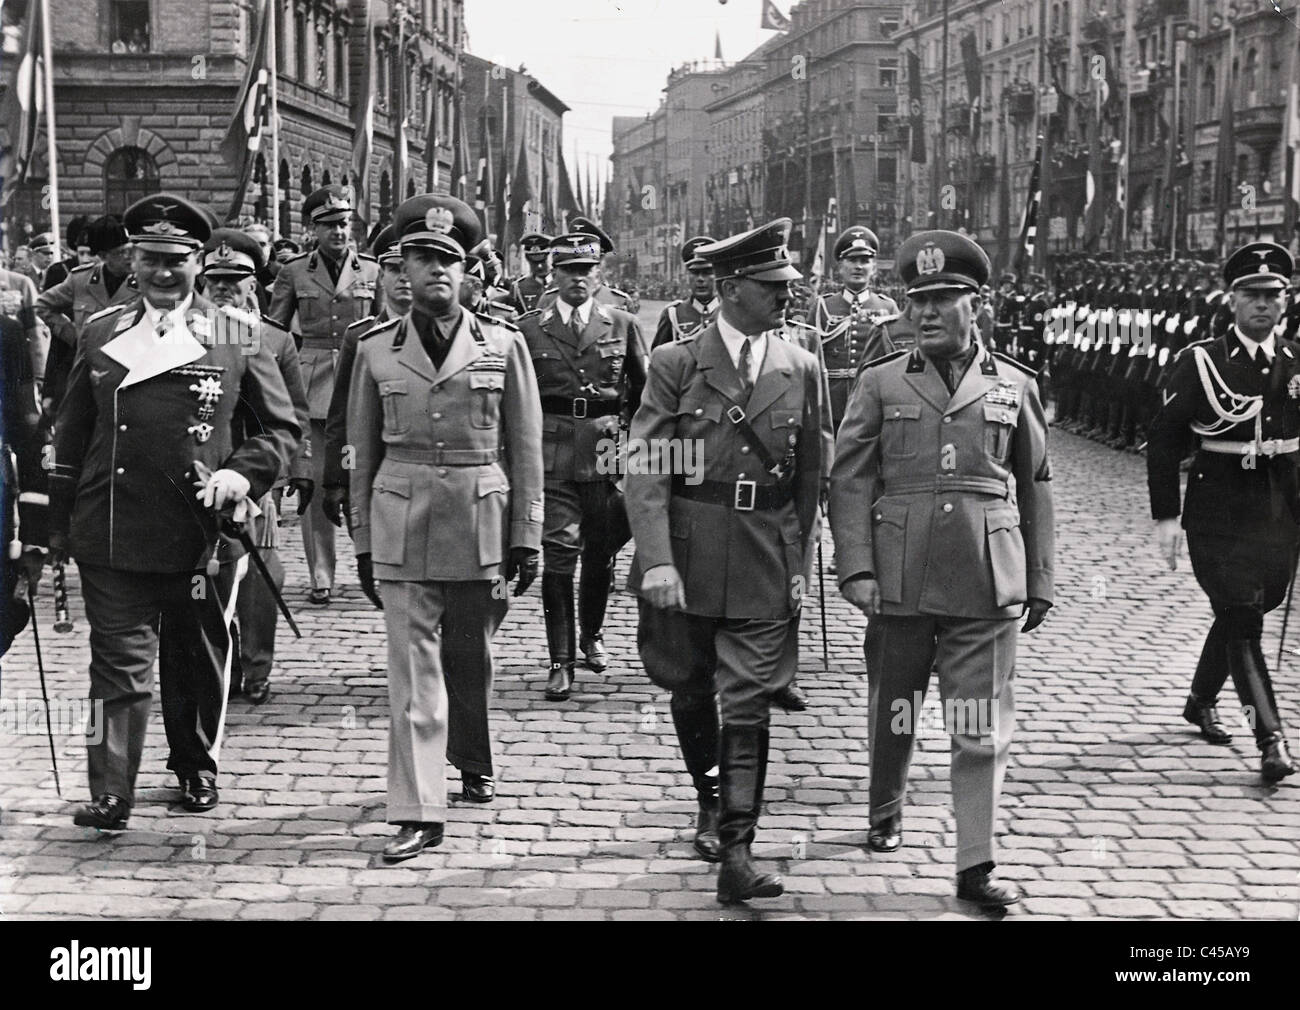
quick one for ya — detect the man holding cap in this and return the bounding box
[651,235,720,349]
[627,218,823,903]
[510,232,552,314]
[1147,241,1298,783]
[198,228,311,707]
[813,226,900,429]
[50,194,300,828]
[830,229,1055,909]
[518,229,646,700]
[347,195,543,860]
[267,184,382,605]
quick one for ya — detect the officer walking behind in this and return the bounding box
[198,229,311,708]
[651,236,719,349]
[347,196,543,860]
[830,230,1055,909]
[267,185,382,605]
[518,232,646,701]
[1148,242,1297,783]
[627,218,823,903]
[50,195,300,829]
[509,232,552,315]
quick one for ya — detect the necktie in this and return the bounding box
[738,338,754,402]
[570,307,585,341]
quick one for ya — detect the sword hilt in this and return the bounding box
[52,560,73,633]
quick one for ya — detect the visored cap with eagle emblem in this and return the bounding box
[123,193,212,254]
[696,218,801,282]
[570,216,615,255]
[1223,241,1293,292]
[394,194,481,259]
[681,235,715,270]
[369,223,401,265]
[302,184,353,226]
[833,226,879,261]
[549,232,604,267]
[520,232,553,258]
[897,229,990,294]
[201,227,264,277]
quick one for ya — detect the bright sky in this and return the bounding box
[464,0,779,176]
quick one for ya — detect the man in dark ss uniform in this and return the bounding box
[509,232,552,314]
[651,235,719,349]
[49,194,300,829]
[267,185,383,605]
[627,219,823,903]
[518,231,646,700]
[812,226,900,429]
[831,231,1054,909]
[348,195,543,859]
[1148,241,1297,783]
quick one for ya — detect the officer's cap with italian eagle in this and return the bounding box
[394,194,481,260]
[897,230,990,295]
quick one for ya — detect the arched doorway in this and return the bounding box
[103,146,160,216]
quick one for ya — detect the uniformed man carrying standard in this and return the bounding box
[509,232,552,315]
[627,218,823,903]
[1148,241,1298,783]
[267,185,382,605]
[651,235,719,349]
[831,230,1055,909]
[348,195,544,860]
[519,231,646,701]
[50,194,300,829]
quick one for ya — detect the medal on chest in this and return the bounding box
[985,381,1020,409]
[177,365,225,443]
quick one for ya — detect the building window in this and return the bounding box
[294,10,307,81]
[301,165,312,198]
[1243,48,1258,103]
[1201,63,1216,115]
[109,1,150,53]
[877,105,896,133]
[317,26,328,88]
[103,147,160,215]
[879,16,899,38]
[279,160,292,237]
[336,36,348,102]
[879,58,898,89]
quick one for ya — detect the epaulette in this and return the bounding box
[606,285,630,299]
[991,350,1037,378]
[69,262,96,276]
[344,314,376,333]
[516,308,542,323]
[543,285,558,294]
[862,348,908,370]
[281,251,310,265]
[359,316,401,341]
[261,313,291,333]
[85,303,128,325]
[358,252,378,263]
[476,309,519,332]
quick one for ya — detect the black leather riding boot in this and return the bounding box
[578,553,613,670]
[1226,637,1295,781]
[671,693,720,861]
[716,725,782,904]
[541,573,576,700]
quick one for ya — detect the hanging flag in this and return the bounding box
[810,216,826,281]
[961,31,982,148]
[575,153,585,223]
[393,32,410,206]
[474,103,494,229]
[1083,73,1106,249]
[907,50,926,164]
[825,195,838,236]
[558,152,580,233]
[1283,18,1300,243]
[493,81,510,248]
[1015,140,1043,275]
[508,140,532,243]
[1213,56,1236,255]
[760,0,791,31]
[540,153,554,234]
[0,0,47,205]
[219,0,271,222]
[714,29,723,61]
[451,76,471,203]
[351,12,376,222]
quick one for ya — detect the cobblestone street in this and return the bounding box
[1,305,1297,920]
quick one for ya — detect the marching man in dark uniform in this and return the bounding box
[627,218,823,903]
[509,232,552,315]
[831,230,1055,909]
[518,231,646,700]
[348,195,543,859]
[812,226,900,429]
[49,194,300,829]
[267,185,383,605]
[1148,241,1297,783]
[651,235,719,349]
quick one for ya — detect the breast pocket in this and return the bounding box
[881,403,922,459]
[675,396,722,438]
[597,339,624,381]
[295,289,322,321]
[370,474,411,566]
[469,371,505,429]
[983,403,1016,462]
[378,378,410,436]
[476,470,510,566]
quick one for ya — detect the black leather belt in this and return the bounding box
[673,477,792,511]
[541,396,621,418]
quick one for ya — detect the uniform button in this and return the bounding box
[115,467,124,475]
[943,416,952,423]
[740,446,750,454]
[435,441,445,448]
[1001,412,1010,422]
[874,513,883,520]
[942,503,953,513]
[119,424,127,431]
[894,409,902,417]
[695,408,703,416]
[578,368,585,374]
[439,468,448,477]
[432,412,442,419]
[738,473,746,479]
[1262,367,1270,374]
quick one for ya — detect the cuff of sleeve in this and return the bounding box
[510,520,542,550]
[1026,569,1054,605]
[351,524,370,555]
[834,544,875,589]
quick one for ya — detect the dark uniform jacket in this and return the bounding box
[347,309,544,582]
[51,296,301,573]
[518,301,646,483]
[830,344,1055,619]
[626,325,824,620]
[244,316,311,486]
[1147,329,1300,543]
[652,296,720,349]
[510,275,550,314]
[324,307,396,492]
[813,289,900,381]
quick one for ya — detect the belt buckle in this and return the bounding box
[734,480,756,511]
[726,405,746,424]
[572,397,588,418]
[1259,439,1277,456]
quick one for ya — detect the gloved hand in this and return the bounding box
[504,546,539,597]
[356,552,383,610]
[288,476,315,515]
[193,462,253,521]
[1021,598,1051,633]
[322,485,348,528]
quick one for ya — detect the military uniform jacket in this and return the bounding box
[626,325,824,620]
[1147,330,1300,542]
[652,296,720,349]
[511,275,550,314]
[813,290,900,380]
[779,319,835,479]
[829,344,1055,620]
[1,275,48,549]
[266,249,383,418]
[519,302,646,483]
[347,309,544,582]
[51,295,302,573]
[244,316,311,485]
[324,308,395,491]
[36,262,139,350]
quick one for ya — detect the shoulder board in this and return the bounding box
[606,286,629,299]
[281,251,310,267]
[359,317,401,341]
[344,314,376,333]
[543,285,558,294]
[85,303,129,325]
[991,350,1037,378]
[516,308,543,323]
[862,348,909,371]
[358,252,378,263]
[70,263,96,276]
[873,312,901,326]
[475,309,519,332]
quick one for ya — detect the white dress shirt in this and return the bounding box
[717,313,766,387]
[1234,326,1275,363]
[555,297,593,328]
[143,294,195,339]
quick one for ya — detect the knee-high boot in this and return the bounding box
[670,693,720,861]
[541,573,576,701]
[1226,637,1295,782]
[578,553,612,672]
[716,725,783,904]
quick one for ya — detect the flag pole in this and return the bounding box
[40,0,60,254]
[267,0,280,238]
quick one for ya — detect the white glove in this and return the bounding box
[196,467,252,513]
